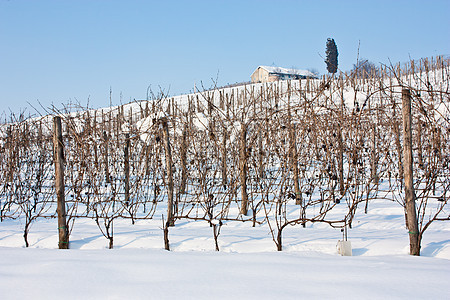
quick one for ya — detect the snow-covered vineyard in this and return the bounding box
[1,56,450,299]
[1,56,449,253]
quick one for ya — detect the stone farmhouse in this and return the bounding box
[251,66,317,83]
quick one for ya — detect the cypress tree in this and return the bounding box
[325,38,338,74]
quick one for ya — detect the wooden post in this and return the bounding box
[208,93,213,116]
[258,127,264,181]
[125,109,132,207]
[286,83,300,204]
[163,215,170,251]
[161,118,174,226]
[402,89,420,256]
[337,127,345,195]
[222,126,228,188]
[289,124,301,205]
[53,116,69,249]
[92,113,99,171]
[124,132,130,206]
[219,90,224,110]
[371,123,378,184]
[180,125,188,194]
[239,123,248,215]
[103,130,111,183]
[338,87,345,195]
[6,126,14,183]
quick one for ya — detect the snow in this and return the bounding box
[192,112,209,131]
[136,111,167,144]
[1,247,449,300]
[136,115,154,144]
[258,65,316,77]
[121,122,131,134]
[1,199,449,299]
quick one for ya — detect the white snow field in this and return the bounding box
[1,198,449,299]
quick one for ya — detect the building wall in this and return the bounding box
[251,67,290,82]
[251,68,270,83]
[267,75,279,82]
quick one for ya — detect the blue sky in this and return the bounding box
[1,0,449,115]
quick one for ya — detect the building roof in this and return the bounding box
[256,66,316,77]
